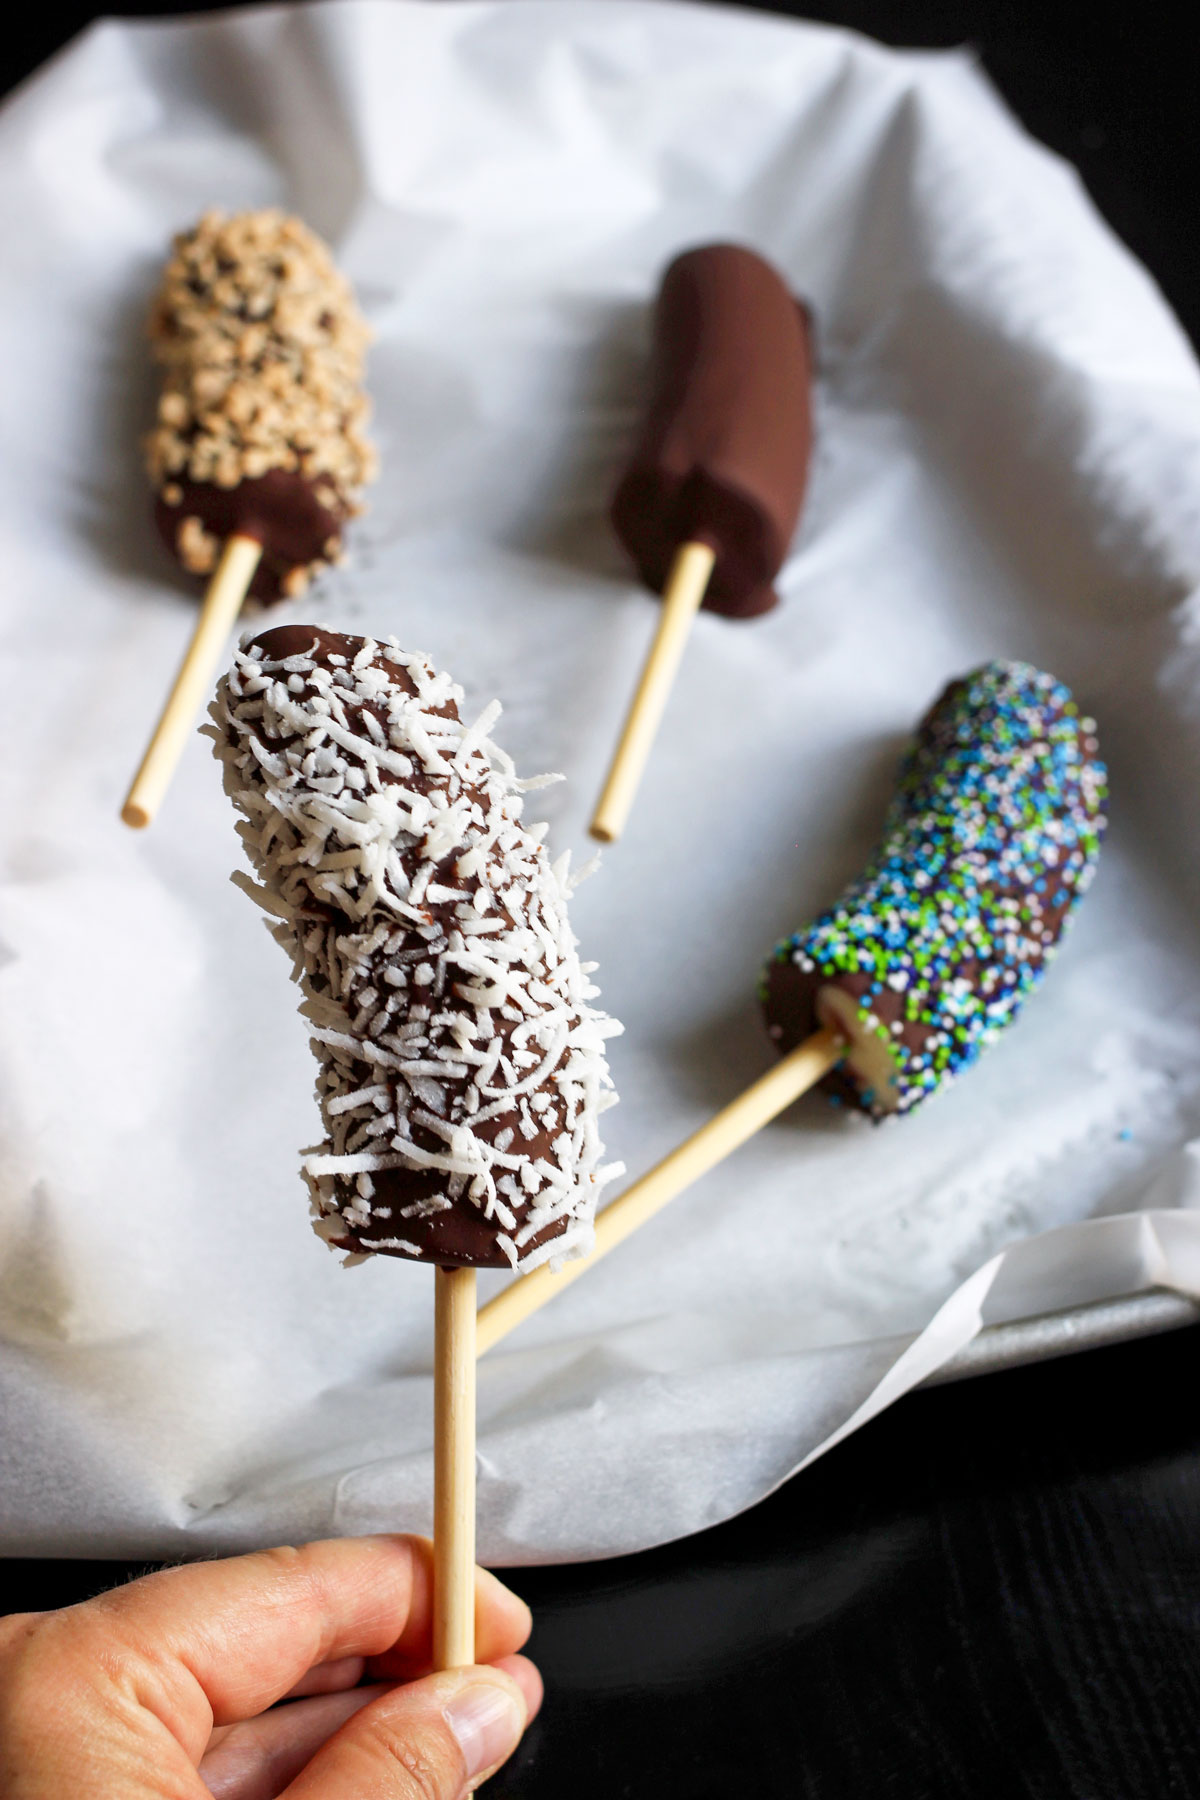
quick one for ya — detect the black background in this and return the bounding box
[4,5,1200,1796]
[5,1,1200,348]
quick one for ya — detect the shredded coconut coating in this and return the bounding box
[210,626,623,1272]
[145,209,377,589]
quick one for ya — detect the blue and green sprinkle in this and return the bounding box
[761,662,1107,1117]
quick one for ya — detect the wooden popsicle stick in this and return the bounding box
[589,539,717,843]
[121,532,263,829]
[476,1025,843,1356]
[434,1265,477,1671]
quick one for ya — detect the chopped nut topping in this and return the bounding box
[177,514,219,575]
[146,209,377,589]
[281,565,311,598]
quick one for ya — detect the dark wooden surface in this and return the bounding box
[5,4,1200,1795]
[7,1327,1200,1796]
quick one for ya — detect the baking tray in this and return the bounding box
[924,1289,1200,1387]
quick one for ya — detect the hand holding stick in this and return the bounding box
[213,625,622,1696]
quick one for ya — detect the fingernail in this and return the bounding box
[444,1679,524,1781]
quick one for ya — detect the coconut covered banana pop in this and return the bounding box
[212,621,623,1678]
[478,660,1106,1353]
[211,623,621,1273]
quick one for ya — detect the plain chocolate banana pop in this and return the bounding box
[211,623,622,1273]
[611,243,814,619]
[592,243,814,842]
[477,661,1106,1355]
[123,210,377,828]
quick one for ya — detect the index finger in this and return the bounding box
[67,1536,526,1749]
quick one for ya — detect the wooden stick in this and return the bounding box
[121,532,263,829]
[589,539,717,843]
[476,1026,843,1356]
[434,1265,477,1671]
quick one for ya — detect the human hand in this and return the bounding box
[0,1535,540,1799]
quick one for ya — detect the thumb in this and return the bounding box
[282,1663,530,1798]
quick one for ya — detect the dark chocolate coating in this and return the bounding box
[239,625,580,1269]
[611,244,814,619]
[251,622,377,665]
[157,473,346,604]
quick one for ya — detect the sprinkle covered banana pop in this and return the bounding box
[474,660,1108,1353]
[762,661,1107,1116]
[145,209,376,603]
[211,624,622,1272]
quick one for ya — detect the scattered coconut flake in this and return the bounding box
[211,628,622,1270]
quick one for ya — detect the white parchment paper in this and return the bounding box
[4,0,1200,1561]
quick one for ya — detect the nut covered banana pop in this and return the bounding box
[591,243,814,842]
[123,211,377,829]
[212,625,622,1272]
[476,660,1107,1355]
[146,209,376,602]
[763,662,1107,1116]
